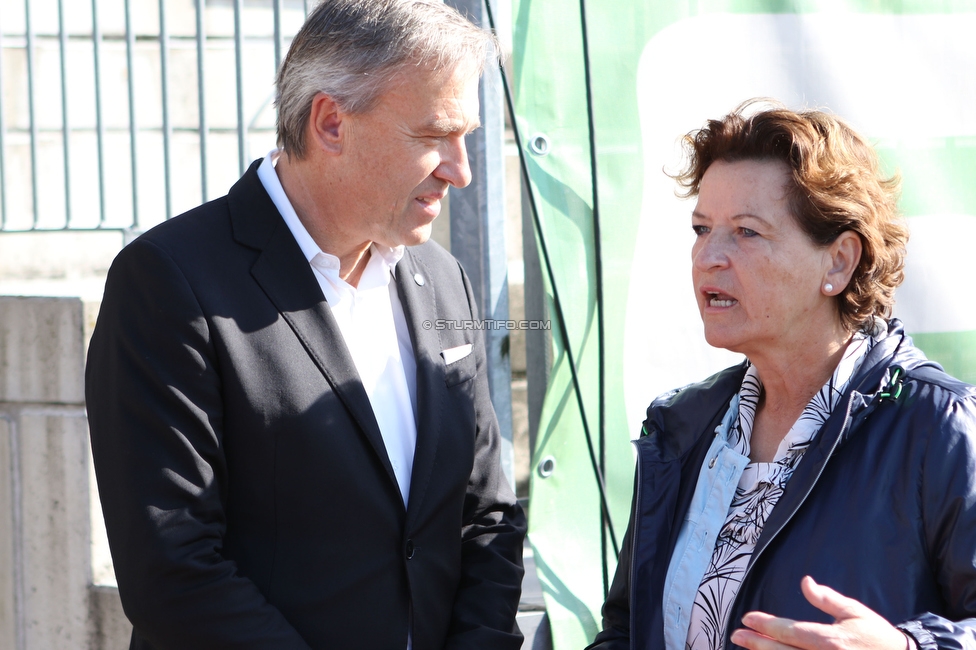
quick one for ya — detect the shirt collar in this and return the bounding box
[256,149,404,279]
[729,330,878,460]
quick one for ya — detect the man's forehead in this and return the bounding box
[387,60,480,95]
[380,66,481,129]
[423,99,481,129]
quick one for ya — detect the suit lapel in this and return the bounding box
[395,250,445,519]
[227,163,399,492]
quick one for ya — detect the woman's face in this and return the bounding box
[691,159,840,361]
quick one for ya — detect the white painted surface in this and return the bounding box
[624,12,976,434]
[895,214,976,334]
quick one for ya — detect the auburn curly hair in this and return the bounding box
[673,99,909,333]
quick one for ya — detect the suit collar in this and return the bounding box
[228,159,280,250]
[253,152,409,275]
[394,249,447,518]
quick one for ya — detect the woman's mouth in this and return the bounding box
[706,291,737,308]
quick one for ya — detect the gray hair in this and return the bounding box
[275,0,499,159]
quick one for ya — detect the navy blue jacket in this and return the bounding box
[589,320,976,650]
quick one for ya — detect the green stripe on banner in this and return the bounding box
[876,137,976,218]
[674,0,976,17]
[911,331,976,385]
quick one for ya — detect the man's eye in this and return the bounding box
[740,228,757,237]
[692,225,709,236]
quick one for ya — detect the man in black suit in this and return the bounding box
[85,1,526,648]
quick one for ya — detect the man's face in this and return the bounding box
[337,64,481,249]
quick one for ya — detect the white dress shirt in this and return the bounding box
[257,150,418,508]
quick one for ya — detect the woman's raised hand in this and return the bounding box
[729,576,912,650]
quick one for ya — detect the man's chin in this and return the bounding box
[402,224,433,247]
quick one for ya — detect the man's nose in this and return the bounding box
[435,134,472,189]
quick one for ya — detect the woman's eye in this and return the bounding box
[692,225,709,236]
[740,228,758,237]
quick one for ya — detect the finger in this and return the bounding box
[800,575,870,622]
[741,611,790,635]
[740,611,833,648]
[730,627,797,650]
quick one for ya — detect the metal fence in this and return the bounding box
[0,0,310,233]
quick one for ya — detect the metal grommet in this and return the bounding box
[708,457,717,469]
[528,133,550,156]
[537,455,556,478]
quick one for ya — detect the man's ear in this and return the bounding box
[308,92,344,155]
[825,230,862,292]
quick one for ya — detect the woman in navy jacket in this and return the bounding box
[588,101,976,650]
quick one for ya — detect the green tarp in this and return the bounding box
[513,2,976,648]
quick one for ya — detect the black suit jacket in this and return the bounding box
[86,161,526,650]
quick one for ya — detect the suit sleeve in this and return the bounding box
[442,260,528,650]
[898,393,976,650]
[86,238,311,649]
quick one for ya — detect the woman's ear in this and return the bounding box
[824,231,862,294]
[308,92,344,155]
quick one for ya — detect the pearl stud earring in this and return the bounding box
[824,283,834,293]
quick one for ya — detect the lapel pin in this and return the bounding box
[413,273,425,286]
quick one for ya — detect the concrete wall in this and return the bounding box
[0,296,130,650]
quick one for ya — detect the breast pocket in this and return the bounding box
[443,349,477,387]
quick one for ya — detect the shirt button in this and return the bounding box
[708,457,717,469]
[405,539,415,560]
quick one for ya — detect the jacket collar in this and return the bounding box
[391,248,450,521]
[640,362,749,462]
[228,159,280,250]
[640,319,930,460]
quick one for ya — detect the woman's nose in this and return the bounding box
[692,232,731,271]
